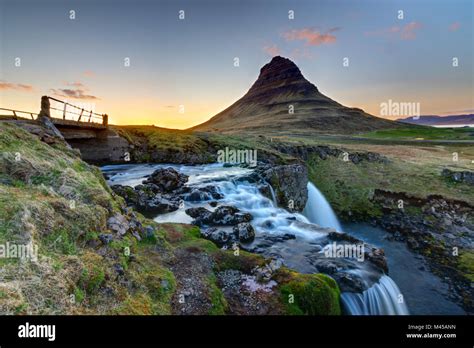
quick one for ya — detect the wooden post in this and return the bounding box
[63,103,67,119]
[88,110,93,122]
[77,109,84,122]
[38,96,51,118]
[102,114,108,127]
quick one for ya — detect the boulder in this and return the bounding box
[107,213,129,235]
[201,227,238,247]
[258,164,308,212]
[210,206,252,225]
[185,205,252,227]
[183,186,223,201]
[233,222,256,243]
[143,167,189,192]
[136,191,180,214]
[111,185,138,205]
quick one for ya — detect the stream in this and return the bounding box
[101,163,465,315]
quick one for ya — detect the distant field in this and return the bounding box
[361,126,474,141]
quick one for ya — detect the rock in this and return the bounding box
[336,273,367,293]
[328,231,360,243]
[183,186,223,201]
[258,164,308,211]
[107,214,129,235]
[186,206,252,227]
[441,168,474,186]
[365,248,388,273]
[145,226,155,238]
[110,185,138,205]
[136,191,180,215]
[233,223,256,243]
[210,206,252,225]
[113,263,125,276]
[143,167,189,192]
[201,227,238,247]
[98,233,114,245]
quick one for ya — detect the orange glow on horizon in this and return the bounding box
[2,90,472,129]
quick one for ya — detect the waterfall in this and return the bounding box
[341,275,409,315]
[268,184,278,206]
[106,164,410,316]
[303,182,342,231]
[304,181,409,315]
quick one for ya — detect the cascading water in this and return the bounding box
[341,275,409,315]
[267,184,278,206]
[303,182,342,231]
[103,163,409,315]
[303,181,409,315]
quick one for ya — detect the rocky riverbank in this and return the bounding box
[371,190,474,313]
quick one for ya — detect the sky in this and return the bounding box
[0,0,472,128]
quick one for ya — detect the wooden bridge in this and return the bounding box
[0,96,131,163]
[0,95,108,129]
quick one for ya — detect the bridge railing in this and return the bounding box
[46,96,108,126]
[0,107,38,120]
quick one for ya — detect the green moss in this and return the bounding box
[163,224,219,253]
[113,293,154,315]
[278,271,341,315]
[74,287,85,304]
[43,228,78,255]
[79,266,105,294]
[458,251,474,282]
[14,302,28,314]
[212,249,266,273]
[207,274,228,315]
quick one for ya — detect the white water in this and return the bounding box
[103,163,409,315]
[303,182,342,231]
[302,182,409,315]
[341,275,409,315]
[268,184,278,206]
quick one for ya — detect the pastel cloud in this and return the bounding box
[449,22,461,32]
[65,81,86,88]
[366,22,422,40]
[263,44,281,56]
[50,81,99,100]
[50,89,99,101]
[0,81,34,92]
[401,22,422,40]
[282,27,339,46]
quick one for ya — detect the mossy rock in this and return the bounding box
[458,251,474,282]
[276,270,341,315]
[212,249,266,273]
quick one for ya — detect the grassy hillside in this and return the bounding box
[113,125,293,164]
[306,152,474,221]
[361,125,474,141]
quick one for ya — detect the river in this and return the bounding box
[101,163,465,315]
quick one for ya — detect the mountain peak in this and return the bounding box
[247,56,315,97]
[263,56,299,71]
[191,55,394,134]
[258,56,303,81]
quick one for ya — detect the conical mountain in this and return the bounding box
[191,56,394,135]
